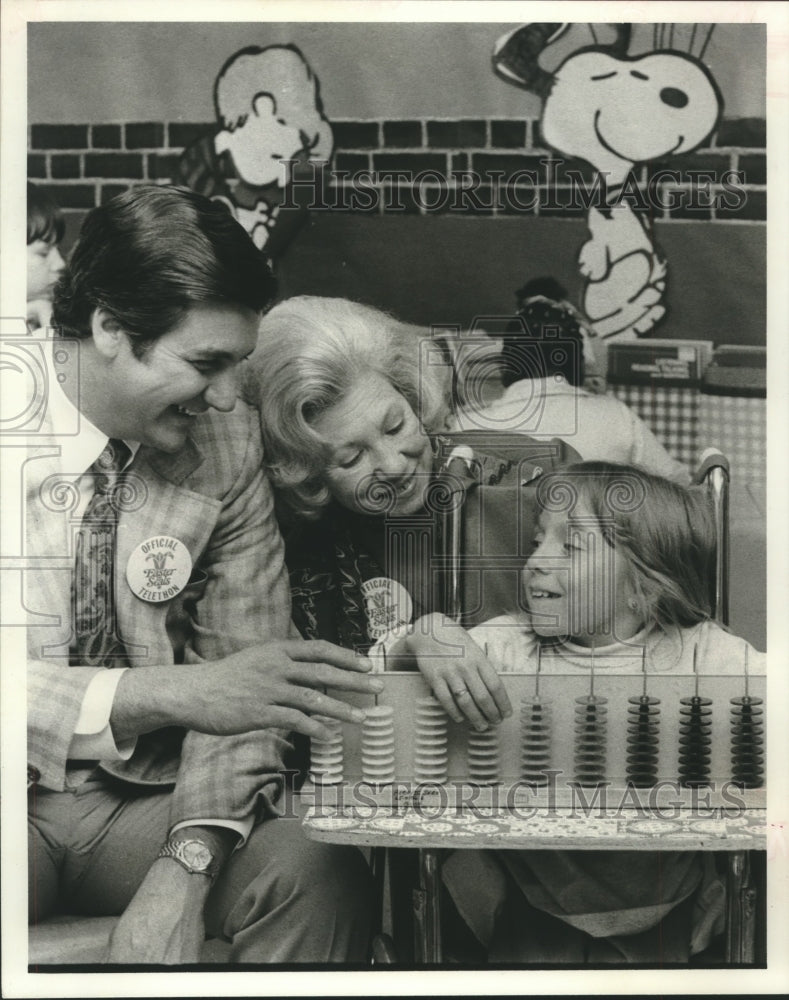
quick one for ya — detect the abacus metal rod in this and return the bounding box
[693,644,699,698]
[743,644,749,699]
[378,647,386,706]
[589,645,595,699]
[641,645,648,697]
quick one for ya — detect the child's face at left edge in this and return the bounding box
[27,238,65,302]
[521,499,643,647]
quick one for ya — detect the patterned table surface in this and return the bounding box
[303,805,767,852]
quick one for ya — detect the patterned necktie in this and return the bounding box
[72,438,132,666]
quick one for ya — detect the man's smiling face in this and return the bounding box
[99,302,259,452]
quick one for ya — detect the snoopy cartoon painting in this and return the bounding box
[493,24,723,340]
[177,43,333,258]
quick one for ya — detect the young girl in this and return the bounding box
[27,182,65,333]
[376,461,765,963]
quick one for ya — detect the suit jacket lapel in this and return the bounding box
[115,440,222,666]
[144,436,204,485]
[26,430,225,667]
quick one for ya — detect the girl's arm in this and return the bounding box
[372,613,512,729]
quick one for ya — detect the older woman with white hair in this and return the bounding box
[246,295,577,731]
[252,296,452,520]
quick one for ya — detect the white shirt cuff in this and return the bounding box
[68,668,136,761]
[170,816,255,849]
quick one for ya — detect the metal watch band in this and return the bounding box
[157,838,219,880]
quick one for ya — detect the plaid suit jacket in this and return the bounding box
[26,399,293,826]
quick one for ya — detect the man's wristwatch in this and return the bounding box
[157,838,220,881]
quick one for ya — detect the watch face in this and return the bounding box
[182,841,212,871]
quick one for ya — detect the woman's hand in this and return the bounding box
[406,615,512,729]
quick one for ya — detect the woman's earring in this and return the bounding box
[627,597,639,612]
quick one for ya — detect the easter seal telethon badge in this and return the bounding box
[360,576,413,640]
[126,535,193,603]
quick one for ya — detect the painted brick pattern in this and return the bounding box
[27,117,766,226]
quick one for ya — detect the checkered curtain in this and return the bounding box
[608,385,766,484]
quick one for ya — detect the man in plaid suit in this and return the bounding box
[26,186,378,963]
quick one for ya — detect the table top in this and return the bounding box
[303,804,767,852]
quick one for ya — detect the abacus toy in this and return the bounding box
[308,657,765,811]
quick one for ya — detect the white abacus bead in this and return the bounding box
[361,705,396,784]
[416,696,446,715]
[415,696,449,783]
[467,727,500,785]
[309,717,344,785]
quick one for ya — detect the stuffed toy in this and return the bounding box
[493,24,723,340]
[177,43,333,258]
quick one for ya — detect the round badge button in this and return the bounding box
[126,535,193,603]
[360,576,413,640]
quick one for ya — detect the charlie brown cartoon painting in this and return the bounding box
[177,43,333,257]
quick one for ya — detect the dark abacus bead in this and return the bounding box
[520,697,554,785]
[729,695,765,789]
[678,694,713,787]
[573,695,608,785]
[626,712,660,784]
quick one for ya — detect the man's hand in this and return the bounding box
[406,615,512,730]
[105,858,209,964]
[112,638,383,743]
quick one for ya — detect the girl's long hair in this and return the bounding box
[536,461,716,631]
